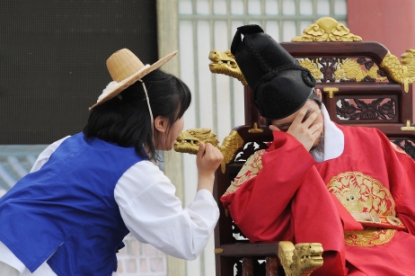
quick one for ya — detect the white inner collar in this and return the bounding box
[310,104,344,162]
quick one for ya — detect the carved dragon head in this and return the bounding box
[278,241,323,276]
[291,243,324,273]
[401,48,415,76]
[174,128,220,154]
[208,50,248,85]
[380,48,415,91]
[174,128,245,173]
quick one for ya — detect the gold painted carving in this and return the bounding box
[174,128,244,173]
[173,128,220,155]
[380,49,415,92]
[322,87,339,98]
[292,17,362,42]
[220,130,245,173]
[208,50,248,85]
[278,241,324,276]
[401,120,415,131]
[298,59,323,81]
[334,59,387,82]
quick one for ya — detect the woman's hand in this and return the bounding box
[196,142,223,193]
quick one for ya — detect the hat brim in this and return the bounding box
[254,70,314,120]
[89,51,178,110]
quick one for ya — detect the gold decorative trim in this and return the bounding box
[322,87,339,98]
[390,141,407,155]
[248,122,264,133]
[292,17,362,42]
[174,128,245,173]
[380,50,415,92]
[222,149,265,197]
[208,49,248,85]
[345,229,395,247]
[401,120,415,131]
[220,130,245,173]
[214,248,224,254]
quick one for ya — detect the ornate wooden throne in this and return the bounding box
[175,16,415,276]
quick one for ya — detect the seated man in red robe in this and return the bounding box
[220,24,415,276]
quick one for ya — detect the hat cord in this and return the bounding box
[139,80,154,136]
[252,63,315,94]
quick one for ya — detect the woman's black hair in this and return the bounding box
[83,69,191,161]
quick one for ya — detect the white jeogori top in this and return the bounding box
[0,136,219,275]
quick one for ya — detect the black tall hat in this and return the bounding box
[231,24,316,120]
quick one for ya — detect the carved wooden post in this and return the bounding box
[242,258,254,276]
[244,86,266,127]
[266,257,280,276]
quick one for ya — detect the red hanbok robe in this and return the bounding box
[221,124,415,275]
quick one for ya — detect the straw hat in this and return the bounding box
[89,48,178,110]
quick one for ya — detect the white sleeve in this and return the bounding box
[30,136,70,173]
[114,161,219,260]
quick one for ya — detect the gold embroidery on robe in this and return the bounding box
[327,171,396,246]
[344,228,396,247]
[222,149,265,196]
[390,141,407,155]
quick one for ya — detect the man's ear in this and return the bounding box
[154,116,168,133]
[315,88,323,100]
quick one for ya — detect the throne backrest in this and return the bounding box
[281,41,415,158]
[211,17,415,276]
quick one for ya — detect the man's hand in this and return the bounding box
[269,102,323,151]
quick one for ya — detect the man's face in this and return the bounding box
[269,90,324,151]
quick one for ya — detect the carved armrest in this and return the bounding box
[214,242,323,276]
